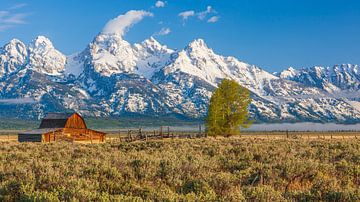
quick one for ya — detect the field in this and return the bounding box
[0,136,359,201]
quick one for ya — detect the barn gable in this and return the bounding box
[65,113,87,129]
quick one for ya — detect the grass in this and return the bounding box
[0,137,359,201]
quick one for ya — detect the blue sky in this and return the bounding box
[1,0,360,72]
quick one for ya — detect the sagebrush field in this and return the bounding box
[0,138,359,201]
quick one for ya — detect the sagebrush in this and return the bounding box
[0,138,359,201]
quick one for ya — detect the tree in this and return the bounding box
[206,79,252,137]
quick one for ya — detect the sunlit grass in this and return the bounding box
[0,138,359,201]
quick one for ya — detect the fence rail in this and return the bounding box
[106,128,360,143]
[108,126,206,142]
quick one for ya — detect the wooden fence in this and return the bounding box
[108,126,206,142]
[106,128,360,143]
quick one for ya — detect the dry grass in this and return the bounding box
[1,131,360,143]
[0,137,359,201]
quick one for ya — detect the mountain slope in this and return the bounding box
[1,33,360,123]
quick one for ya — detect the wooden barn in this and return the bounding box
[18,112,106,143]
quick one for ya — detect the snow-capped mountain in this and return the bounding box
[28,36,67,76]
[0,39,27,78]
[1,32,360,123]
[278,64,360,93]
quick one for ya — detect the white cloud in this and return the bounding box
[0,4,30,32]
[178,10,195,20]
[198,6,214,20]
[155,27,171,36]
[207,16,219,23]
[2,13,28,24]
[179,6,219,24]
[9,3,27,10]
[155,1,165,8]
[0,25,13,32]
[102,10,153,37]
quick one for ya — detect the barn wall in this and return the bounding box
[42,128,105,143]
[18,134,43,142]
[63,128,105,142]
[65,113,87,129]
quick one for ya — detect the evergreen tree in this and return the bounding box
[206,79,252,137]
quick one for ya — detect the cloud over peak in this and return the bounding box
[207,16,219,23]
[178,6,219,24]
[155,1,166,8]
[198,6,214,20]
[178,11,195,20]
[155,27,171,36]
[102,10,153,37]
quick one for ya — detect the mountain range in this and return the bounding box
[1,31,360,123]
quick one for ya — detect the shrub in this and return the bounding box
[0,139,359,201]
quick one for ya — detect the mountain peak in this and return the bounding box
[8,38,25,46]
[31,36,54,49]
[139,36,173,54]
[29,36,56,56]
[188,39,208,49]
[279,66,298,79]
[0,38,28,77]
[143,36,161,47]
[28,35,66,76]
[185,39,212,55]
[2,38,27,55]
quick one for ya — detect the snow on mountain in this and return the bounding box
[279,67,298,79]
[158,39,277,95]
[28,36,66,76]
[87,33,173,78]
[89,33,137,76]
[65,52,84,77]
[133,36,174,78]
[0,39,28,78]
[150,39,354,121]
[278,64,360,93]
[1,33,360,123]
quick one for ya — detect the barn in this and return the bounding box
[18,112,106,143]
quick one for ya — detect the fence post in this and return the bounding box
[139,128,142,139]
[199,124,202,137]
[118,130,121,142]
[160,126,163,139]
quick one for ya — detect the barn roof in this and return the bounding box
[39,112,76,129]
[43,113,74,120]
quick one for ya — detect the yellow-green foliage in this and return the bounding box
[0,139,359,201]
[206,79,252,137]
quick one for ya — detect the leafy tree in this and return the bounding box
[206,79,252,137]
